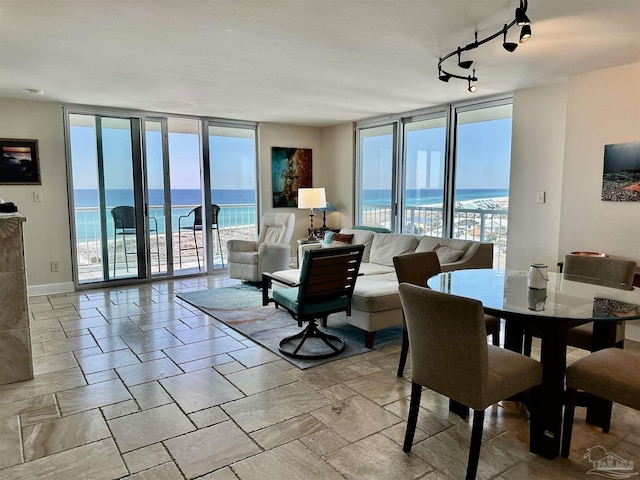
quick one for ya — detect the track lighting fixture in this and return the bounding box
[502,24,518,52]
[436,0,531,91]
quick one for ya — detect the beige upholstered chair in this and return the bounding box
[564,255,636,350]
[399,283,542,480]
[562,348,640,457]
[227,212,295,282]
[393,252,501,377]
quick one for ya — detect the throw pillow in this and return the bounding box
[433,244,465,263]
[322,232,354,248]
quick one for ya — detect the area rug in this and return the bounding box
[177,284,402,369]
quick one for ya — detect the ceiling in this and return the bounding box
[1,1,639,127]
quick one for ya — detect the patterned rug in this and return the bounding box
[177,284,402,369]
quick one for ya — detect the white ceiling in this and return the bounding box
[1,0,639,127]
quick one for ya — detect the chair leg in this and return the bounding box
[523,332,533,357]
[397,327,409,377]
[403,382,422,453]
[491,324,500,346]
[193,229,201,271]
[561,387,577,458]
[467,409,485,480]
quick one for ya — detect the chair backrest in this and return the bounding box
[111,206,135,229]
[190,205,221,227]
[257,212,295,244]
[297,244,365,316]
[564,255,636,289]
[393,251,441,287]
[398,283,489,410]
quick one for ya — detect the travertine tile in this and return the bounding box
[170,324,225,344]
[0,368,86,405]
[102,399,140,420]
[41,334,98,356]
[214,360,246,374]
[160,368,244,413]
[22,409,111,461]
[232,440,343,480]
[311,395,403,442]
[343,370,413,405]
[325,433,433,479]
[165,421,261,479]
[163,336,246,364]
[108,403,195,452]
[181,353,233,372]
[227,345,281,368]
[290,361,361,390]
[222,381,331,432]
[32,351,76,376]
[0,416,22,469]
[123,462,184,480]
[19,404,60,427]
[199,467,239,480]
[122,443,172,474]
[56,378,132,415]
[121,329,184,354]
[0,393,56,419]
[189,406,229,429]
[89,320,142,339]
[249,413,325,450]
[128,381,173,410]
[86,369,119,384]
[300,427,349,455]
[0,438,127,480]
[77,348,140,374]
[116,357,183,387]
[225,362,297,396]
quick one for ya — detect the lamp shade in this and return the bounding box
[298,188,326,209]
[317,201,337,212]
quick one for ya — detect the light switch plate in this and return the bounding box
[536,191,545,204]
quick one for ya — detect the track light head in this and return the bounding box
[467,72,477,93]
[438,64,451,82]
[515,6,530,26]
[503,24,518,52]
[519,24,531,43]
[457,48,473,69]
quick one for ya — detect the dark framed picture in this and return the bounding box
[0,138,41,185]
[602,141,640,202]
[271,147,312,207]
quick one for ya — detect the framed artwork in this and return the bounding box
[0,138,41,185]
[271,147,312,207]
[602,141,640,202]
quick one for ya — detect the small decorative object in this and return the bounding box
[527,263,548,290]
[527,287,546,311]
[0,138,41,185]
[298,188,326,240]
[601,141,640,202]
[317,201,337,230]
[271,147,312,207]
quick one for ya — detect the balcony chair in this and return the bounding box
[227,212,295,283]
[269,244,365,359]
[393,251,501,378]
[524,255,636,356]
[562,348,640,457]
[399,283,542,480]
[111,206,160,276]
[178,205,223,271]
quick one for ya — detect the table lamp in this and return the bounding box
[298,188,326,240]
[317,202,337,231]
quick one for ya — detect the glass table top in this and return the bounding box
[427,269,640,321]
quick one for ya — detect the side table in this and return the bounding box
[296,238,322,267]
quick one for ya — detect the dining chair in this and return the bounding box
[399,283,542,480]
[270,244,364,359]
[393,252,501,377]
[562,348,640,457]
[178,205,224,270]
[111,206,160,276]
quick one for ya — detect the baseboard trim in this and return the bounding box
[28,282,75,297]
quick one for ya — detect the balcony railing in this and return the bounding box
[74,204,257,278]
[363,204,508,268]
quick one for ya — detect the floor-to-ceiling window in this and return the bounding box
[356,96,512,267]
[65,107,258,287]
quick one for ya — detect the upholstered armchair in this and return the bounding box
[227,212,295,282]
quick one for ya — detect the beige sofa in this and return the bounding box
[267,228,493,348]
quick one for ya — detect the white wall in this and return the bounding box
[558,63,640,262]
[320,123,355,229]
[0,98,73,294]
[506,82,567,270]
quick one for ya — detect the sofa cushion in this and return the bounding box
[358,263,396,275]
[351,273,402,312]
[415,235,473,256]
[339,228,375,262]
[433,244,465,263]
[351,225,393,234]
[369,233,419,267]
[227,251,258,265]
[322,231,354,248]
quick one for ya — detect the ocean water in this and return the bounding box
[73,188,508,240]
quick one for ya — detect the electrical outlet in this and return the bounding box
[50,261,60,272]
[536,191,546,204]
[33,191,42,203]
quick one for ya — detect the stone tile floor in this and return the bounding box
[1,273,639,479]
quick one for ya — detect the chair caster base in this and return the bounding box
[278,320,345,359]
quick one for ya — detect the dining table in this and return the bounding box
[426,268,640,460]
